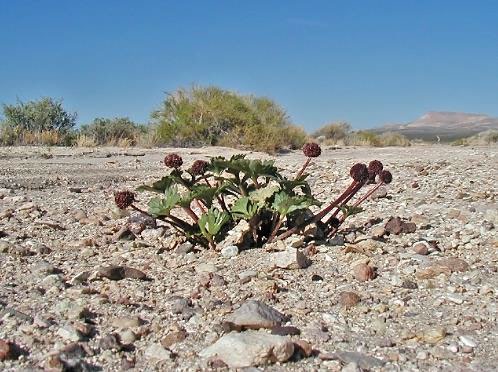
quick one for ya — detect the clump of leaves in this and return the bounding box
[115,144,393,249]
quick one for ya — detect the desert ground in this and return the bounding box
[0,145,497,371]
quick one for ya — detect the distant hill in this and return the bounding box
[372,112,498,141]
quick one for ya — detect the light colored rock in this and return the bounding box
[199,331,294,368]
[227,300,287,329]
[144,343,172,361]
[459,335,477,348]
[220,245,239,258]
[272,247,311,269]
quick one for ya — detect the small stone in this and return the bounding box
[385,217,416,235]
[437,257,469,272]
[144,343,172,361]
[175,242,194,255]
[352,263,376,282]
[57,325,83,342]
[271,326,301,336]
[97,265,148,281]
[227,300,288,330]
[416,351,428,360]
[328,235,345,246]
[0,340,21,361]
[111,316,143,329]
[221,245,239,258]
[118,329,137,345]
[333,351,385,369]
[338,291,361,308]
[459,335,477,348]
[99,333,121,350]
[419,327,446,344]
[195,262,217,274]
[272,247,311,269]
[446,293,464,304]
[370,226,386,238]
[199,331,294,368]
[412,241,430,255]
[161,329,187,348]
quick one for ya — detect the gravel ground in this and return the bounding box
[0,145,497,371]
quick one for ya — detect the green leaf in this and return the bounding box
[137,175,176,193]
[249,184,280,206]
[231,197,259,220]
[181,184,219,208]
[147,186,182,216]
[198,208,230,240]
[279,175,312,195]
[271,191,321,217]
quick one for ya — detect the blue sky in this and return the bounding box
[1,0,497,130]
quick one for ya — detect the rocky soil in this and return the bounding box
[0,145,497,371]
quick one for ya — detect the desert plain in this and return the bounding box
[0,145,497,371]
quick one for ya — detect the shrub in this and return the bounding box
[452,130,498,146]
[0,97,77,145]
[79,117,146,146]
[115,144,393,249]
[152,85,306,153]
[313,122,351,144]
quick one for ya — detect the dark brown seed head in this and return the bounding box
[164,153,183,168]
[380,170,393,184]
[368,170,377,182]
[368,160,383,175]
[350,163,369,182]
[114,191,135,209]
[302,142,322,158]
[191,160,208,175]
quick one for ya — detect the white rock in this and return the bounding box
[221,245,239,258]
[272,247,311,269]
[199,331,294,368]
[459,335,477,348]
[144,343,172,361]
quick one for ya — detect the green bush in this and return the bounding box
[312,122,351,144]
[79,117,147,146]
[152,86,306,153]
[0,97,77,145]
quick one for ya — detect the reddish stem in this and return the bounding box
[276,180,360,241]
[327,181,385,237]
[295,157,311,180]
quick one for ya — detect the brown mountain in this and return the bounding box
[374,112,498,141]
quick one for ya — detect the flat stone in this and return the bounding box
[227,300,288,330]
[144,343,172,361]
[199,331,294,368]
[333,351,385,369]
[111,316,143,329]
[97,266,148,281]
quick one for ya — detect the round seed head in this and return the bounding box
[368,160,383,175]
[114,191,135,209]
[164,153,183,168]
[350,163,369,182]
[380,170,393,184]
[302,142,322,158]
[367,170,377,184]
[191,160,208,175]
